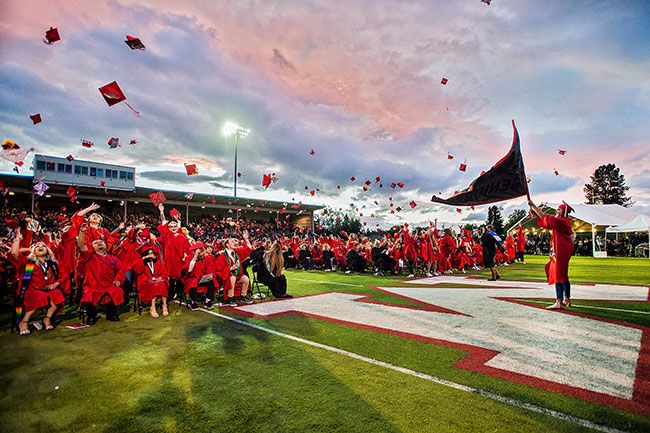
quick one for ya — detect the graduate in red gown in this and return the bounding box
[10,231,66,335]
[528,200,575,309]
[438,229,456,274]
[76,224,125,323]
[157,204,190,300]
[516,225,527,264]
[132,244,169,317]
[214,238,252,304]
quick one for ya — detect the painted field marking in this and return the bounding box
[523,300,650,315]
[292,277,366,287]
[199,308,629,433]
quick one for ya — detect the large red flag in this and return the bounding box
[431,120,528,206]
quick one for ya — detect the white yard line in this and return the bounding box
[291,277,366,287]
[199,308,631,433]
[523,300,650,315]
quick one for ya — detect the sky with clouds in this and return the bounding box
[1,0,649,227]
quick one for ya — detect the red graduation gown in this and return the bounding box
[536,215,574,284]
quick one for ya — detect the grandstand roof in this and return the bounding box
[0,173,324,214]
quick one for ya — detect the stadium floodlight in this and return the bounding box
[222,121,250,198]
[223,121,239,137]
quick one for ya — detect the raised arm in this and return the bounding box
[158,203,167,225]
[76,223,88,251]
[78,202,100,218]
[527,199,544,220]
[10,229,22,259]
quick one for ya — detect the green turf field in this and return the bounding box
[1,256,648,433]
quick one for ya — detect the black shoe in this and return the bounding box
[223,298,238,307]
[278,294,293,298]
[241,296,254,305]
[204,299,214,310]
[189,300,199,311]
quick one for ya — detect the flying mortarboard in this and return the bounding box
[30,114,42,125]
[553,168,559,176]
[447,152,454,160]
[149,191,166,207]
[81,139,94,148]
[44,27,60,44]
[66,154,74,161]
[169,208,181,220]
[309,149,315,155]
[409,200,417,208]
[185,163,198,176]
[350,177,356,181]
[441,77,448,85]
[129,139,137,145]
[124,35,145,50]
[459,160,467,172]
[33,180,49,196]
[98,81,140,116]
[107,137,120,148]
[557,149,566,155]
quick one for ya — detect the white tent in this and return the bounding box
[606,215,650,258]
[507,204,646,257]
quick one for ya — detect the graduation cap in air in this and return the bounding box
[185,163,198,176]
[107,137,120,148]
[447,152,454,160]
[397,182,405,189]
[33,180,49,196]
[98,81,140,116]
[124,35,145,50]
[169,208,182,220]
[553,168,559,176]
[409,200,417,209]
[481,0,492,5]
[66,186,78,202]
[309,149,315,155]
[129,139,137,145]
[459,160,467,172]
[456,208,462,213]
[2,139,19,150]
[336,185,341,189]
[262,173,277,189]
[309,190,316,196]
[66,154,74,161]
[100,181,106,187]
[557,149,566,155]
[441,77,448,85]
[44,27,60,44]
[350,176,356,181]
[149,191,166,207]
[30,114,42,125]
[237,171,242,178]
[81,139,94,148]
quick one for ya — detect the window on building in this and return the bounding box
[105,169,112,178]
[96,168,103,177]
[127,172,134,181]
[74,165,81,175]
[65,164,72,174]
[111,170,118,179]
[36,160,46,170]
[119,171,127,180]
[81,166,88,175]
[46,162,55,171]
[90,167,97,177]
[57,163,65,173]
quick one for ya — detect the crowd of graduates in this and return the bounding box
[0,203,528,336]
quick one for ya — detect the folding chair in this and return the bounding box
[251,264,270,301]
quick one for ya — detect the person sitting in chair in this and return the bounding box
[215,238,253,305]
[10,230,66,335]
[132,244,169,318]
[257,242,292,299]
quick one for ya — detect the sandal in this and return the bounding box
[562,299,571,308]
[18,320,31,336]
[546,302,564,310]
[43,316,55,331]
[150,308,159,318]
[162,305,169,316]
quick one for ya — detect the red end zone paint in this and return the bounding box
[227,285,650,416]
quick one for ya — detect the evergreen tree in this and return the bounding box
[486,205,505,236]
[315,208,362,235]
[584,163,632,207]
[505,209,527,232]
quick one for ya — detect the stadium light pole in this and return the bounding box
[223,121,250,198]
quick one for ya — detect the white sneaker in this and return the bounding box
[425,272,433,277]
[406,274,415,278]
[461,269,466,274]
[345,270,351,274]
